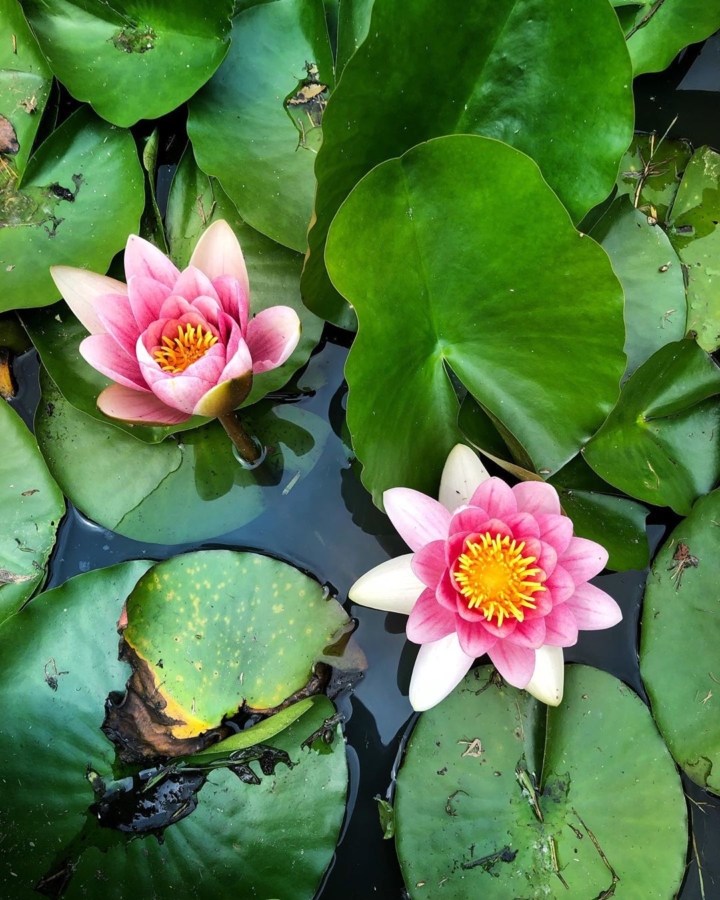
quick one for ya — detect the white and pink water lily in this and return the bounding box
[50,221,301,425]
[350,445,622,712]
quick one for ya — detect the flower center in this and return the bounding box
[152,324,218,374]
[452,533,545,626]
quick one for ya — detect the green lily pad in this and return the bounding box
[458,396,650,572]
[0,398,65,627]
[326,135,626,505]
[395,665,687,899]
[188,0,335,252]
[0,106,144,313]
[165,145,323,406]
[589,195,686,378]
[616,132,693,223]
[124,549,351,731]
[641,489,720,793]
[618,0,720,76]
[583,339,720,514]
[0,562,347,900]
[36,369,331,544]
[667,146,720,352]
[0,0,52,176]
[22,0,234,128]
[335,0,373,72]
[139,128,169,252]
[304,0,634,327]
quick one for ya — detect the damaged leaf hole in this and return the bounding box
[111,23,157,54]
[284,61,329,152]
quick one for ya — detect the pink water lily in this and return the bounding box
[50,221,301,426]
[349,445,622,712]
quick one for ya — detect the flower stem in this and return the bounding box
[217,412,261,466]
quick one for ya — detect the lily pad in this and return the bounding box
[667,146,720,352]
[395,665,687,899]
[35,369,330,544]
[326,135,626,505]
[640,489,720,793]
[123,549,351,733]
[303,0,634,326]
[583,339,720,514]
[22,0,234,128]
[0,0,52,176]
[589,195,686,378]
[188,0,335,252]
[0,398,65,626]
[616,132,693,223]
[618,0,720,76]
[0,562,347,900]
[0,106,144,313]
[165,145,324,406]
[139,128,169,252]
[335,0,373,72]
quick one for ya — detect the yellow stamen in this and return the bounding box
[452,533,545,627]
[152,323,218,374]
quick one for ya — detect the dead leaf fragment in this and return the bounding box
[0,568,34,585]
[0,348,16,399]
[0,115,19,155]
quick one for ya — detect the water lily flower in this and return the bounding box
[50,221,301,449]
[350,445,622,712]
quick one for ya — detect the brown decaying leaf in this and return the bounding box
[0,348,16,399]
[0,115,19,155]
[0,568,33,585]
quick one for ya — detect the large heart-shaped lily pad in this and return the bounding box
[0,0,52,176]
[335,0,373,72]
[667,146,720,353]
[395,665,687,899]
[589,195,686,379]
[122,549,352,736]
[0,398,65,626]
[641,489,720,793]
[165,145,324,406]
[583,339,720,513]
[0,106,144,313]
[188,0,335,252]
[0,562,347,900]
[326,135,626,505]
[35,369,330,544]
[304,0,634,326]
[23,0,234,127]
[616,0,720,75]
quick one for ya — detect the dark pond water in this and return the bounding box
[8,33,720,900]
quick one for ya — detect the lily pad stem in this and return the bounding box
[217,412,261,465]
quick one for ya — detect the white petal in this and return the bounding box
[189,219,250,297]
[524,645,564,707]
[409,633,474,711]
[348,554,423,614]
[50,266,127,335]
[438,443,490,512]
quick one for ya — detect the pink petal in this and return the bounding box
[436,570,459,611]
[213,275,249,332]
[150,371,222,415]
[544,565,575,604]
[50,266,127,335]
[80,334,147,391]
[560,537,609,584]
[448,505,490,536]
[172,266,220,303]
[455,616,498,658]
[409,633,474,711]
[190,295,222,326]
[527,589,553,617]
[513,481,561,517]
[384,488,452,552]
[469,477,517,519]
[469,519,513,541]
[158,296,196,321]
[246,306,301,374]
[189,220,250,296]
[543,604,580,647]
[504,512,540,541]
[565,582,622,630]
[219,338,253,382]
[97,384,191,425]
[406,589,456,644]
[124,235,180,288]
[487,641,536,689]
[411,541,447,589]
[522,538,557,580]
[536,514,574,556]
[127,277,172,331]
[445,531,468,566]
[508,616,546,649]
[94,293,141,356]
